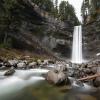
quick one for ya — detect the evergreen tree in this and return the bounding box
[59,1,80,25]
[59,1,67,20]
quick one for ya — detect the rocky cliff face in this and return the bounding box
[83,15,100,60]
[0,0,74,59]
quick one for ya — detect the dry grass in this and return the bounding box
[0,48,54,61]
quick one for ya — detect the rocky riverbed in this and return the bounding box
[0,56,100,100]
[0,56,100,89]
[45,59,100,88]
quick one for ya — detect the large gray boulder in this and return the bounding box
[93,67,100,87]
[46,70,67,85]
[53,64,67,73]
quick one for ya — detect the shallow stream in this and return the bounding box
[0,69,99,100]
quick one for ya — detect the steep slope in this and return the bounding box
[83,15,100,59]
[0,0,74,59]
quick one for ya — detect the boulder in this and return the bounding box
[4,68,15,76]
[43,60,49,65]
[40,60,49,67]
[81,63,88,68]
[28,62,37,68]
[91,67,97,74]
[4,62,11,67]
[0,66,7,70]
[85,68,92,74]
[48,60,55,64]
[46,70,67,85]
[17,62,26,69]
[23,60,28,65]
[37,59,42,65]
[0,62,3,67]
[93,67,100,87]
[0,58,3,62]
[53,65,67,73]
[93,77,100,87]
[8,59,18,68]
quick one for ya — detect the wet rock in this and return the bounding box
[17,62,26,69]
[40,60,49,67]
[0,66,7,70]
[4,68,15,76]
[53,64,67,73]
[67,67,74,77]
[91,67,97,74]
[68,61,72,66]
[85,68,92,74]
[8,59,18,68]
[81,63,88,68]
[46,70,67,85]
[28,62,37,68]
[4,62,11,67]
[43,60,49,64]
[48,60,55,64]
[46,70,59,84]
[0,62,3,67]
[37,59,42,65]
[93,67,100,87]
[0,58,4,62]
[23,60,28,65]
[87,64,93,68]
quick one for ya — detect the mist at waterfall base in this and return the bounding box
[72,26,83,64]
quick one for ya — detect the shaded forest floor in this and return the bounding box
[0,48,53,61]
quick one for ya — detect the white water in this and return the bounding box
[72,26,82,64]
[0,69,49,98]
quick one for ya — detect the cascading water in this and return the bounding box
[72,26,82,64]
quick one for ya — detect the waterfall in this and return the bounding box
[72,26,82,64]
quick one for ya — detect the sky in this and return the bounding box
[58,0,83,22]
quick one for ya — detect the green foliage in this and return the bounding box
[0,0,21,47]
[81,0,100,23]
[59,1,67,21]
[0,0,19,31]
[32,0,59,18]
[32,0,54,13]
[54,0,58,17]
[1,0,17,18]
[59,1,80,25]
[0,38,12,49]
[0,0,80,49]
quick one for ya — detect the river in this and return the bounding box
[0,69,99,100]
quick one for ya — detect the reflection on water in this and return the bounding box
[0,69,100,100]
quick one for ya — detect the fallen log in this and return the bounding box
[77,73,100,81]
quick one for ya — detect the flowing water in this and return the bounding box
[72,26,82,64]
[0,68,99,100]
[0,69,48,100]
